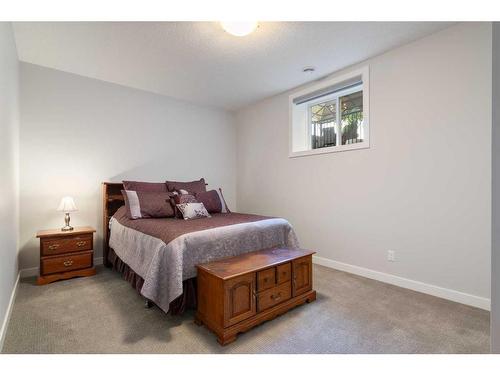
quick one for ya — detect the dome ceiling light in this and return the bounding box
[220,22,258,37]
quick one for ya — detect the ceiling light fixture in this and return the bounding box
[220,22,258,37]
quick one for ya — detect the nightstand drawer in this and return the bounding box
[41,251,92,275]
[41,234,93,256]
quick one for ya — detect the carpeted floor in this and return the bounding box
[2,264,490,354]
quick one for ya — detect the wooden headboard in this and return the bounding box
[102,182,124,267]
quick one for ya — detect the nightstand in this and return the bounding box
[36,226,97,285]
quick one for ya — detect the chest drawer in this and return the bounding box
[257,282,291,312]
[41,251,93,275]
[41,234,93,256]
[257,267,276,291]
[276,263,291,284]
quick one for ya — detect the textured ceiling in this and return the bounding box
[13,22,453,110]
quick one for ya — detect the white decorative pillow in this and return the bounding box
[176,202,211,220]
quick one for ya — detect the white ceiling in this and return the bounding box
[13,22,453,111]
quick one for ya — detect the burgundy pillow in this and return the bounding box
[195,188,230,214]
[195,190,222,213]
[123,180,167,192]
[122,190,175,219]
[166,178,207,194]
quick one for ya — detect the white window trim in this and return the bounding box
[289,66,370,158]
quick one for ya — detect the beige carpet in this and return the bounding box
[2,264,490,353]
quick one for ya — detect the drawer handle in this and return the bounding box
[76,241,86,247]
[263,277,268,282]
[271,293,282,301]
[63,260,74,267]
[48,244,60,250]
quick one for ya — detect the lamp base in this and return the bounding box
[61,212,73,231]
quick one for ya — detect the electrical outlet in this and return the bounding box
[387,250,396,262]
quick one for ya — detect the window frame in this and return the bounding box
[289,66,370,158]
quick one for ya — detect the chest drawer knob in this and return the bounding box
[271,293,282,301]
[76,241,86,247]
[63,260,74,267]
[48,244,60,250]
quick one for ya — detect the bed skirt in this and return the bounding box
[107,247,197,315]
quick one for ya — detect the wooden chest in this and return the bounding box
[195,247,316,345]
[36,226,97,285]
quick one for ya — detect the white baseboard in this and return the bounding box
[0,273,20,353]
[313,255,491,311]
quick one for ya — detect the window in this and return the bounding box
[289,67,369,157]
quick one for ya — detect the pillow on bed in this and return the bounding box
[170,193,198,218]
[194,189,230,214]
[176,202,211,220]
[122,180,167,192]
[171,193,197,204]
[165,178,207,194]
[122,190,175,219]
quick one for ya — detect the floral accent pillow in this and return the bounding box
[172,193,197,204]
[170,193,198,218]
[176,202,211,220]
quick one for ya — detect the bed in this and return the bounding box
[102,182,300,314]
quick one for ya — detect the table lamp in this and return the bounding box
[57,196,78,231]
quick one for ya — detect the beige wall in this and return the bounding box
[236,23,492,306]
[19,63,237,270]
[0,23,19,345]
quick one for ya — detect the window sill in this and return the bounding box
[288,141,369,158]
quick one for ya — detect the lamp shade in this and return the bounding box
[57,196,78,212]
